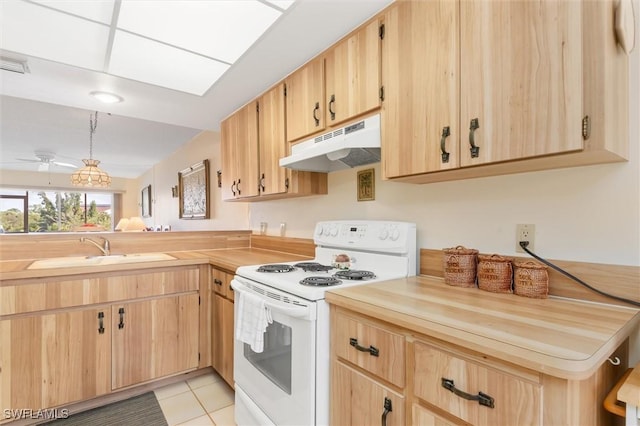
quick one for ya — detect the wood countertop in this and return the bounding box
[618,361,640,406]
[326,275,640,380]
[0,248,311,282]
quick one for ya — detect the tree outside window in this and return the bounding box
[0,189,112,233]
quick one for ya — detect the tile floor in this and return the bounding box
[154,372,235,426]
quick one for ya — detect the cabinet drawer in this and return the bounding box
[212,268,234,301]
[334,311,405,387]
[413,342,541,426]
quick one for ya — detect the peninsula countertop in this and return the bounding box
[326,275,640,380]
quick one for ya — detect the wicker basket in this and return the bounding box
[514,261,549,298]
[442,246,478,288]
[477,254,513,293]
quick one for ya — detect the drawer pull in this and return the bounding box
[349,337,379,357]
[441,378,495,408]
[381,397,392,426]
[214,279,223,286]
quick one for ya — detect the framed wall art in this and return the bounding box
[357,168,375,201]
[179,159,210,219]
[141,184,152,217]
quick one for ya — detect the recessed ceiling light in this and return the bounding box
[90,91,124,103]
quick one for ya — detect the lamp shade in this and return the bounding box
[114,218,129,231]
[125,216,147,232]
[71,159,111,188]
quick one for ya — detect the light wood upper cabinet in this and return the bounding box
[382,0,459,178]
[325,19,382,127]
[459,0,583,167]
[382,0,626,183]
[285,57,325,143]
[112,294,199,390]
[0,308,111,411]
[259,83,289,197]
[221,102,260,200]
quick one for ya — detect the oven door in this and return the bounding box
[231,277,317,426]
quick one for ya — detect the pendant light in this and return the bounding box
[71,111,111,188]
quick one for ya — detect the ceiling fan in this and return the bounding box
[15,151,77,172]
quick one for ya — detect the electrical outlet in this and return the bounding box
[516,224,535,253]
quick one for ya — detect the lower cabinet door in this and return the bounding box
[331,361,405,426]
[412,404,460,426]
[112,294,199,389]
[0,308,111,411]
[212,293,234,387]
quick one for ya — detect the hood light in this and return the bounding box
[90,91,124,104]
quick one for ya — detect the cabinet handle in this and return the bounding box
[313,102,320,126]
[349,337,379,357]
[329,95,336,120]
[468,118,480,158]
[440,126,451,163]
[381,397,392,426]
[231,180,236,196]
[260,173,265,192]
[118,307,125,329]
[237,178,241,195]
[214,278,223,286]
[441,378,495,408]
[98,311,105,334]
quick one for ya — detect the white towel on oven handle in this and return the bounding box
[235,290,273,353]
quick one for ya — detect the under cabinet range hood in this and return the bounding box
[279,114,381,173]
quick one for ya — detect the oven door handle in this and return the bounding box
[231,280,312,319]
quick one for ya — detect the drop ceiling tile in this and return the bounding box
[0,1,109,70]
[109,31,230,95]
[117,0,282,63]
[30,0,115,24]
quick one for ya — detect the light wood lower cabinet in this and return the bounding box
[331,362,405,426]
[0,266,201,414]
[211,268,235,387]
[330,305,628,426]
[0,307,111,411]
[112,294,199,390]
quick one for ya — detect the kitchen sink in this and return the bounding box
[27,253,176,269]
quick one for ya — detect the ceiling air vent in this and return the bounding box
[0,57,30,74]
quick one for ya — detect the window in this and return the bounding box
[0,189,113,233]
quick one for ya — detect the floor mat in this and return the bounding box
[42,392,168,426]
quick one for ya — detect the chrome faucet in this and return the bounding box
[80,236,111,256]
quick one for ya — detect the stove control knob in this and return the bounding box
[390,227,400,241]
[330,226,338,237]
[323,224,330,236]
[379,227,389,240]
[317,226,324,236]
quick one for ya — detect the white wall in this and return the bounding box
[134,131,248,231]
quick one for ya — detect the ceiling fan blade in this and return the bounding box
[15,158,40,163]
[53,161,77,168]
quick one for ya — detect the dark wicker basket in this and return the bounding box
[442,246,478,288]
[514,261,549,298]
[477,254,513,293]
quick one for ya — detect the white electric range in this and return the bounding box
[231,220,417,426]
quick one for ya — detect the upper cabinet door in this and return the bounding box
[259,83,289,196]
[285,57,325,143]
[460,0,583,167]
[220,115,237,201]
[235,102,260,199]
[221,103,260,200]
[381,0,459,179]
[325,19,382,127]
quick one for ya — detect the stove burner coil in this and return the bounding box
[294,262,334,272]
[299,276,342,286]
[257,264,295,273]
[333,270,376,280]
